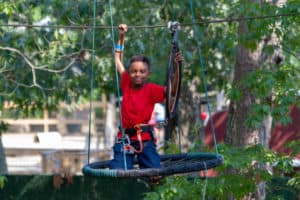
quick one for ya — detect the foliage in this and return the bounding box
[225,0,300,127]
[286,140,300,191]
[1,175,149,200]
[241,64,299,128]
[0,176,7,189]
[145,144,298,200]
[288,173,300,191]
[0,121,8,136]
[0,0,299,122]
[0,0,238,113]
[0,0,114,114]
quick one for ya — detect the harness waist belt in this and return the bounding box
[123,126,153,137]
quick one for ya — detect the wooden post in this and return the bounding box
[105,94,116,149]
[43,108,49,133]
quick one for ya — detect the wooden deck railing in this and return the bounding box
[2,101,107,136]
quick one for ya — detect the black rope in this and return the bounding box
[1,12,299,30]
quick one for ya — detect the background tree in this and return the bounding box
[225,1,298,198]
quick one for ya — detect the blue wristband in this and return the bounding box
[115,44,124,51]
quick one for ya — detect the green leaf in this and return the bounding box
[0,176,7,189]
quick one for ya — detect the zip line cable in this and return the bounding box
[1,12,299,30]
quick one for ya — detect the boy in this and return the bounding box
[109,24,182,170]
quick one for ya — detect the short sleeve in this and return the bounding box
[150,84,165,103]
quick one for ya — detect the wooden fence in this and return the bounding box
[2,101,107,136]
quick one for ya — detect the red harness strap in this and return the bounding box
[122,124,148,154]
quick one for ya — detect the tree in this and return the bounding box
[0,1,299,197]
[0,0,114,173]
[225,1,299,198]
[143,0,300,199]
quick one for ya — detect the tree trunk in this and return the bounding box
[224,17,266,200]
[225,19,261,146]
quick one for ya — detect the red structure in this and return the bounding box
[204,105,300,158]
[200,105,300,177]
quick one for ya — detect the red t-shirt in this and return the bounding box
[118,72,165,140]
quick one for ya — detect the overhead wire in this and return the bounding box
[0,12,299,30]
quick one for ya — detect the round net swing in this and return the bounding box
[82,21,223,178]
[83,152,223,178]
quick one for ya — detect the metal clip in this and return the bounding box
[122,135,135,154]
[168,21,181,33]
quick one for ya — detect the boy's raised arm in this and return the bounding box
[115,24,128,75]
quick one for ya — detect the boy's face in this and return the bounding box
[128,61,151,89]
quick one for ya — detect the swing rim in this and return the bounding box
[82,152,223,178]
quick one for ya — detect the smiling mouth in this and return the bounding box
[132,78,144,87]
[134,78,143,83]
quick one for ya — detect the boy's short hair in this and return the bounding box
[129,55,150,69]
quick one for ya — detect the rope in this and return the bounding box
[1,12,299,29]
[108,0,128,170]
[177,109,182,153]
[170,3,183,154]
[86,0,97,164]
[202,162,208,200]
[188,0,219,155]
